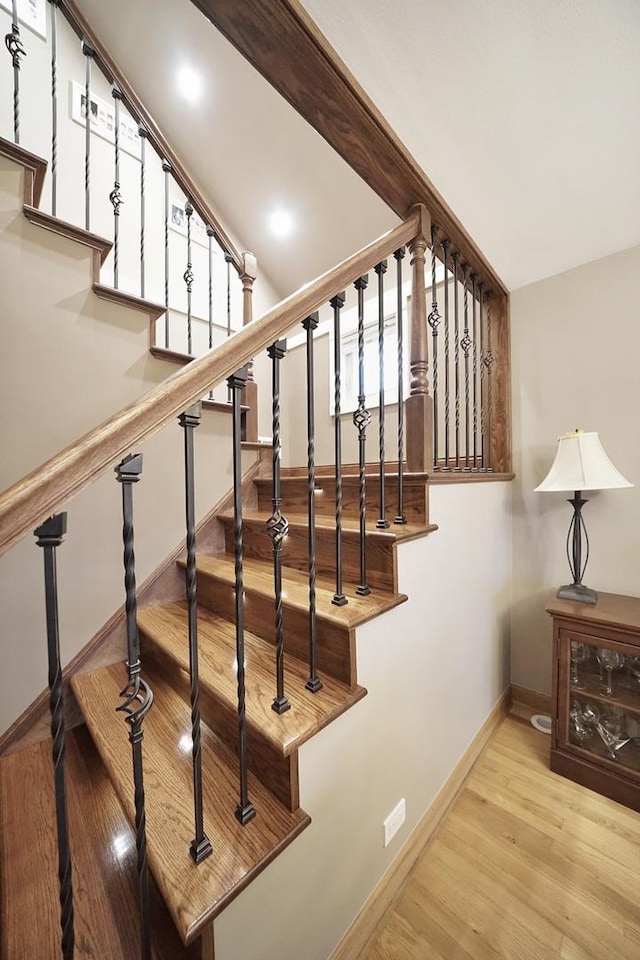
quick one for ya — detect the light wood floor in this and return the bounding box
[363,709,640,960]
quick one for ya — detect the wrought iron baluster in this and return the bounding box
[34,513,74,960]
[266,341,291,712]
[5,0,25,144]
[184,200,194,354]
[162,159,171,348]
[178,403,213,863]
[472,275,479,471]
[110,85,123,290]
[115,453,153,960]
[82,41,94,232]
[478,282,486,471]
[374,261,389,528]
[138,125,147,298]
[428,225,442,471]
[353,275,371,595]
[484,291,495,473]
[461,264,472,471]
[50,0,60,214]
[207,226,214,399]
[227,367,256,824]
[452,252,461,471]
[394,249,407,524]
[442,239,451,471]
[225,252,233,402]
[303,313,323,691]
[331,292,348,604]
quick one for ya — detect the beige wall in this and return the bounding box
[511,244,640,695]
[214,480,512,960]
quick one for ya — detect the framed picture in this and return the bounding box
[70,82,141,160]
[0,0,47,39]
[169,199,210,248]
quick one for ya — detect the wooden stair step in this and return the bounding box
[138,601,367,759]
[0,727,186,960]
[72,662,309,946]
[224,509,435,542]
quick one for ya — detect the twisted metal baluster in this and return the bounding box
[471,275,479,471]
[34,513,74,960]
[353,275,371,595]
[110,85,123,289]
[184,200,194,354]
[303,313,323,691]
[478,282,486,471]
[331,291,348,604]
[452,252,461,471]
[178,403,213,863]
[207,226,214,399]
[460,264,472,471]
[82,41,94,231]
[5,0,25,144]
[50,0,60,214]
[138,124,147,298]
[394,248,407,524]
[227,367,256,824]
[266,341,291,712]
[484,291,496,473]
[442,239,451,471]
[162,159,171,348]
[225,252,233,402]
[428,225,442,471]
[374,260,389,528]
[115,453,153,960]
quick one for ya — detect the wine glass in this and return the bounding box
[570,641,590,689]
[627,655,640,686]
[596,648,625,699]
[569,700,591,743]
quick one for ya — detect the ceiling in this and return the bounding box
[75,0,640,295]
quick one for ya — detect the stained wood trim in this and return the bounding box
[510,684,551,716]
[0,214,418,557]
[194,0,507,296]
[93,283,166,320]
[59,0,243,273]
[329,685,510,960]
[23,205,112,264]
[0,135,47,206]
[429,471,515,484]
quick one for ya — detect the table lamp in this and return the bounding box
[535,430,632,604]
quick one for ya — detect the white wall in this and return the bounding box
[511,244,640,695]
[215,480,512,960]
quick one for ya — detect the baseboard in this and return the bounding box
[510,683,551,715]
[329,685,511,960]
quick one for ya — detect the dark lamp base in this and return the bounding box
[557,583,598,604]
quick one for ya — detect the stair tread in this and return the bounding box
[192,554,407,627]
[138,602,367,757]
[219,509,436,542]
[0,727,184,960]
[71,662,309,945]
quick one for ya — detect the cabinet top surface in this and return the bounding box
[547,592,640,633]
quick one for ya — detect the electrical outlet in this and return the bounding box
[383,798,406,847]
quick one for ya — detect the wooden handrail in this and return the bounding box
[0,213,419,558]
[60,0,244,274]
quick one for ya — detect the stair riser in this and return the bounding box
[195,573,357,687]
[221,518,396,593]
[256,477,428,525]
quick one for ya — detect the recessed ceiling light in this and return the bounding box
[269,209,294,238]
[176,67,203,103]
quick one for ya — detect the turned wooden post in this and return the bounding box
[240,251,259,441]
[406,204,434,473]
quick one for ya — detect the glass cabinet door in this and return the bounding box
[560,631,640,778]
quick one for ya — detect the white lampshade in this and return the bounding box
[535,430,633,493]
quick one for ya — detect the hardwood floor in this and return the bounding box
[362,711,640,960]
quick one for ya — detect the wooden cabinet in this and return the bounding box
[548,592,640,812]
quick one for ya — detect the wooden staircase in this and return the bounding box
[1,459,435,957]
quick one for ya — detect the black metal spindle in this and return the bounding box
[461,264,472,471]
[393,249,407,524]
[374,260,389,528]
[115,453,153,960]
[184,200,194,354]
[442,239,451,471]
[266,341,291,712]
[110,85,123,289]
[478,282,486,471]
[225,253,233,402]
[138,125,147,298]
[82,41,93,232]
[178,403,213,863]
[353,275,371,595]
[5,0,25,144]
[428,225,442,471]
[484,291,495,473]
[207,226,214,399]
[331,292,348,604]
[162,159,171,348]
[452,252,461,471]
[227,367,256,824]
[34,513,74,960]
[303,313,323,691]
[50,0,60,215]
[472,275,479,471]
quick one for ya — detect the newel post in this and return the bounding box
[406,204,434,473]
[241,251,259,442]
